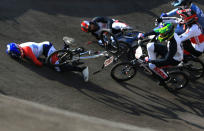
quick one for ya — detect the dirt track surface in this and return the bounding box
[0,1,204,131]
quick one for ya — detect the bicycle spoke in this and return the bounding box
[111,63,136,81]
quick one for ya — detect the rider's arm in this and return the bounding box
[22,46,43,67]
[178,24,201,42]
[143,31,158,38]
[151,39,177,66]
[92,16,113,29]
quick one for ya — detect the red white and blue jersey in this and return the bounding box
[20,41,54,66]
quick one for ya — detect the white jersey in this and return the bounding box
[94,21,129,36]
[178,24,204,52]
[178,24,202,43]
[20,41,50,58]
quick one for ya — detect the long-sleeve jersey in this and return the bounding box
[142,30,183,65]
[162,17,204,44]
[20,41,50,66]
[152,25,204,66]
[166,3,204,29]
[91,16,113,29]
[152,33,183,66]
[91,17,114,39]
[178,24,204,44]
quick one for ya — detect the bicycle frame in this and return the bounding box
[131,58,154,76]
[117,32,140,45]
[71,51,109,62]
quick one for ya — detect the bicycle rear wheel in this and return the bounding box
[165,71,189,92]
[111,62,137,82]
[182,58,204,81]
[46,49,73,67]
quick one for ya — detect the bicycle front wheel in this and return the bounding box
[111,62,137,82]
[46,49,73,67]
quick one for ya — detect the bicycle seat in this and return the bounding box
[63,36,76,46]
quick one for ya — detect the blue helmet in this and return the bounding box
[172,0,192,7]
[6,43,22,58]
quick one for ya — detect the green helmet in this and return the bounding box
[154,23,175,42]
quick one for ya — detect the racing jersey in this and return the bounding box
[162,17,204,44]
[152,33,183,66]
[20,41,50,66]
[166,3,204,29]
[177,24,204,44]
[91,17,113,29]
[91,17,114,39]
[142,30,183,65]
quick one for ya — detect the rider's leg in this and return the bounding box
[43,44,62,72]
[183,40,202,57]
[148,43,176,83]
[150,58,181,85]
[149,63,169,80]
[42,43,55,57]
[60,64,84,72]
[112,21,129,34]
[61,65,89,82]
[47,45,57,57]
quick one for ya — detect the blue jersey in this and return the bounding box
[167,3,204,29]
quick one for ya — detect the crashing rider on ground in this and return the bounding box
[81,16,131,45]
[6,41,89,82]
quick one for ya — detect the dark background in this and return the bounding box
[0,1,204,131]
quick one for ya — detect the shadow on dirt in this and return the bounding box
[0,90,7,95]
[1,0,204,130]
[77,79,204,130]
[88,80,204,130]
[3,48,204,130]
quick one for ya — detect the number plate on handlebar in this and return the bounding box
[104,56,114,67]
